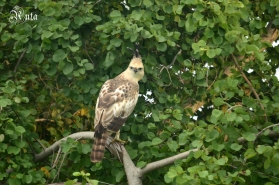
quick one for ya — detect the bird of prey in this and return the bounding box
[91,48,144,163]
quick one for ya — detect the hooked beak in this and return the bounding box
[133,68,138,73]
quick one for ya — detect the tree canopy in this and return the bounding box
[1,0,279,184]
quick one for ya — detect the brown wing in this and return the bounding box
[91,79,139,162]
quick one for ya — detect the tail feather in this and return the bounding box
[91,124,109,162]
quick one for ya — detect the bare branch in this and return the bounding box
[122,145,142,185]
[35,119,55,122]
[139,148,199,176]
[231,54,268,122]
[84,43,95,66]
[168,49,182,68]
[14,48,27,72]
[93,0,101,6]
[159,66,172,87]
[238,130,279,144]
[34,132,94,162]
[255,123,279,141]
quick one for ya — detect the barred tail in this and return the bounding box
[91,124,108,162]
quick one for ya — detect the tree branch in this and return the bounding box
[168,49,182,68]
[14,48,27,73]
[34,131,199,185]
[122,145,143,185]
[255,123,279,142]
[33,130,279,185]
[139,148,198,176]
[238,130,279,144]
[231,54,268,122]
[34,132,94,162]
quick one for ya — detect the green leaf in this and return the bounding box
[213,98,226,106]
[7,146,20,154]
[216,158,226,165]
[167,140,179,152]
[130,32,139,42]
[63,62,73,75]
[84,63,94,70]
[104,52,115,68]
[152,137,163,145]
[74,16,84,26]
[198,170,208,178]
[179,132,188,145]
[231,143,242,151]
[0,134,4,142]
[8,178,21,185]
[88,180,98,185]
[245,44,259,54]
[14,97,21,103]
[0,98,12,107]
[44,6,55,16]
[110,10,121,17]
[243,132,256,141]
[172,109,183,120]
[183,59,192,67]
[210,109,223,123]
[34,53,44,64]
[206,48,216,58]
[23,174,33,184]
[192,140,203,148]
[116,171,125,182]
[255,52,265,61]
[244,149,257,159]
[15,126,26,134]
[156,43,167,51]
[41,30,53,39]
[264,158,271,169]
[143,0,153,8]
[53,49,67,62]
[226,112,236,121]
[205,129,219,142]
[141,29,153,39]
[193,11,203,20]
[131,10,142,20]
[20,110,31,117]
[73,172,81,176]
[196,79,207,87]
[152,109,160,122]
[69,46,79,52]
[1,31,11,42]
[136,161,147,168]
[167,168,178,178]
[110,38,122,47]
[185,16,195,32]
[46,63,57,76]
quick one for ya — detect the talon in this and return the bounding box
[111,138,127,144]
[111,131,127,144]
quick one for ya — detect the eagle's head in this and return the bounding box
[128,57,144,81]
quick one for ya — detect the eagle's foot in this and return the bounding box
[111,138,127,144]
[111,131,127,144]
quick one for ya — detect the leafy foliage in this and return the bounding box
[0,0,279,184]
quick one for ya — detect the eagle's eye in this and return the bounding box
[130,66,134,70]
[138,68,143,71]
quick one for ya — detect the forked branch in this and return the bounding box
[34,132,198,185]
